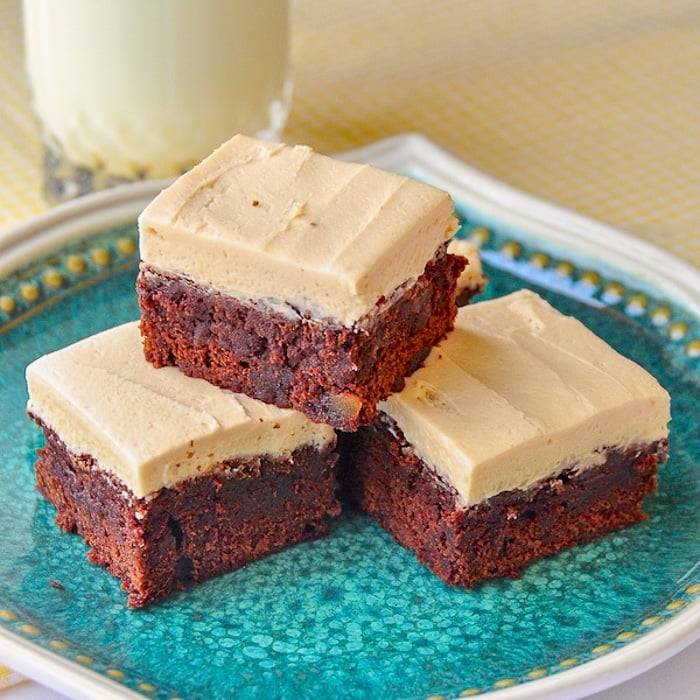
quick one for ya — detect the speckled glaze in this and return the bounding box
[0,175,699,699]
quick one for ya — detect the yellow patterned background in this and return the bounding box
[1,0,699,267]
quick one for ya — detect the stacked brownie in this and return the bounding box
[136,134,466,430]
[27,134,670,607]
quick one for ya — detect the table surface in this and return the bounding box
[0,0,698,697]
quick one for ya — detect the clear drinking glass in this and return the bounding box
[22,0,291,202]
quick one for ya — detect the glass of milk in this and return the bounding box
[23,0,291,203]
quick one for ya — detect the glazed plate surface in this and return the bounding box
[0,135,698,700]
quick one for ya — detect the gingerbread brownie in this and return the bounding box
[341,290,671,587]
[137,134,466,431]
[26,322,340,608]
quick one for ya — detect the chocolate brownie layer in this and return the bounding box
[35,421,340,608]
[341,417,668,587]
[137,246,465,431]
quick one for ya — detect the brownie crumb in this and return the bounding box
[35,424,340,608]
[342,417,665,588]
[252,199,260,207]
[50,579,65,590]
[137,246,465,430]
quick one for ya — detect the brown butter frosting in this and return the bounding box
[139,134,459,324]
[380,289,671,506]
[26,322,335,499]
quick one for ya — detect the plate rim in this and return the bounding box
[3,132,700,311]
[0,133,698,700]
[340,133,700,315]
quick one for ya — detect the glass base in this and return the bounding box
[42,145,145,205]
[40,80,293,205]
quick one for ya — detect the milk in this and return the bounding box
[23,0,291,198]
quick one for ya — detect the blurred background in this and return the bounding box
[1,0,699,267]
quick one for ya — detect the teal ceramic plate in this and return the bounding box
[0,136,698,700]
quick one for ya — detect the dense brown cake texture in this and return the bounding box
[137,245,464,431]
[340,290,671,587]
[341,417,667,587]
[34,419,339,608]
[137,134,466,431]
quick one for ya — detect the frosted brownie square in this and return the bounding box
[26,322,340,607]
[137,134,466,431]
[342,290,670,586]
